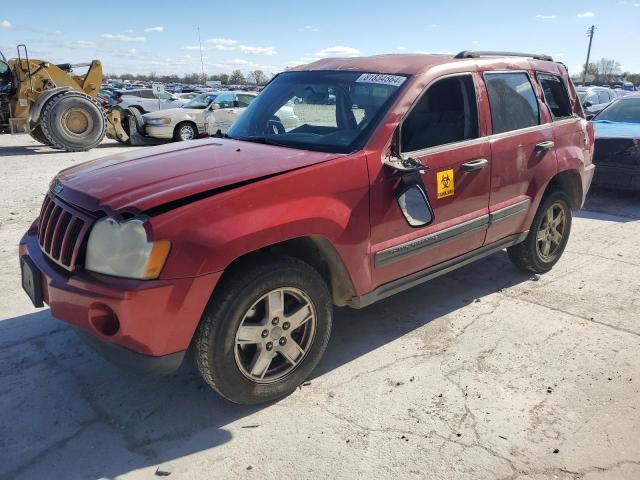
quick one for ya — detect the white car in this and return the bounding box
[116,89,188,113]
[143,91,258,141]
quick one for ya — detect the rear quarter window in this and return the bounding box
[538,74,573,119]
[484,72,540,134]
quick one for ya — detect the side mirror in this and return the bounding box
[209,103,220,110]
[583,101,593,108]
[397,184,433,227]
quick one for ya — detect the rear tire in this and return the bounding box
[507,190,572,274]
[125,107,146,136]
[194,256,332,404]
[40,91,106,152]
[29,124,51,146]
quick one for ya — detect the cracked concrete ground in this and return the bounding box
[1,135,639,480]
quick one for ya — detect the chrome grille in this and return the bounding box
[37,194,93,271]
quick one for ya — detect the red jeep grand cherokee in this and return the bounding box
[19,51,595,404]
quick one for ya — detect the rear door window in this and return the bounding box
[401,74,479,152]
[484,72,540,134]
[538,74,573,119]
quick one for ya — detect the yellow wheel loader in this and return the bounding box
[0,45,154,151]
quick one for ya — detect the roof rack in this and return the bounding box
[454,51,554,62]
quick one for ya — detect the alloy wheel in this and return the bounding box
[536,202,567,261]
[179,124,195,140]
[234,287,316,384]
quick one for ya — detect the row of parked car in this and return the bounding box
[576,85,635,117]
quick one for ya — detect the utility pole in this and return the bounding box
[582,25,596,84]
[198,26,205,85]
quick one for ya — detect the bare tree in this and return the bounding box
[229,70,246,85]
[595,58,621,83]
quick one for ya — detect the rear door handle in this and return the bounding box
[460,158,489,172]
[535,141,555,151]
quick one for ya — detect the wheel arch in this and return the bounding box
[546,169,583,210]
[30,87,71,124]
[215,236,357,307]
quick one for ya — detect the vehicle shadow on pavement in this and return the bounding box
[580,187,640,222]
[0,141,133,158]
[315,252,533,379]
[0,251,534,479]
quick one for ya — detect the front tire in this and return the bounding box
[173,121,197,141]
[194,256,332,404]
[507,190,572,273]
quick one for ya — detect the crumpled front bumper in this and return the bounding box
[19,230,221,373]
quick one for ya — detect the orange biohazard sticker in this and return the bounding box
[436,169,454,199]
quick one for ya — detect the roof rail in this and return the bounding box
[454,51,554,62]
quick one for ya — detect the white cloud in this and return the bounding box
[65,40,96,49]
[144,26,164,33]
[205,37,238,45]
[238,45,277,55]
[101,33,146,42]
[0,20,11,29]
[230,58,251,65]
[183,39,276,55]
[212,44,237,51]
[577,11,595,18]
[298,25,319,32]
[536,14,557,19]
[397,46,407,51]
[316,45,360,57]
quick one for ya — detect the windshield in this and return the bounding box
[594,98,640,123]
[577,92,587,102]
[227,71,408,153]
[182,93,219,109]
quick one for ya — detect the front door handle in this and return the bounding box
[460,158,489,172]
[535,141,555,151]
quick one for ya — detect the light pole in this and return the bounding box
[582,25,596,84]
[198,26,205,85]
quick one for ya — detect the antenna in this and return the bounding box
[198,26,205,85]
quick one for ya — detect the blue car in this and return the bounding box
[591,96,640,190]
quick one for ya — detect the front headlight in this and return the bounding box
[145,117,171,126]
[85,217,171,280]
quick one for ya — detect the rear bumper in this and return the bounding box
[592,164,640,190]
[580,163,596,206]
[19,231,222,371]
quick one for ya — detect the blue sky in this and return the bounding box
[1,0,639,77]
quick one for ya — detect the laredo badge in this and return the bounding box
[436,169,455,199]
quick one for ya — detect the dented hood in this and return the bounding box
[55,138,341,214]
